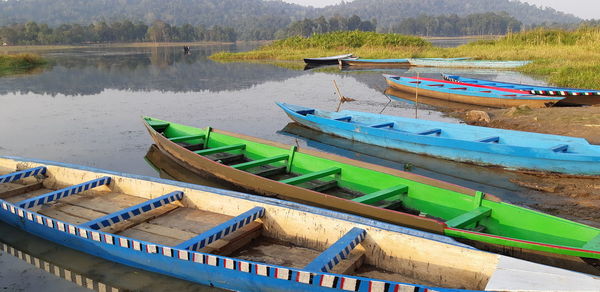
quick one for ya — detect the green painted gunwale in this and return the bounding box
[143,117,600,259]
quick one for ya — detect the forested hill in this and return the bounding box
[0,0,580,28]
[319,0,581,27]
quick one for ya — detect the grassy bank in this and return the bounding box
[211,28,600,89]
[0,53,47,76]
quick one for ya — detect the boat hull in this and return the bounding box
[339,58,410,67]
[385,78,562,108]
[409,59,530,69]
[281,110,600,175]
[144,123,447,233]
[304,54,353,65]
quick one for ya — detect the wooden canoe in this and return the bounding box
[384,74,564,108]
[142,117,600,275]
[4,157,600,291]
[408,59,530,69]
[278,102,600,175]
[443,74,600,106]
[304,54,354,65]
[339,58,470,68]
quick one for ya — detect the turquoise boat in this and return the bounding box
[408,59,530,69]
[277,102,600,176]
[340,57,470,67]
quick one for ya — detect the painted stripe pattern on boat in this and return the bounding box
[0,198,447,292]
[0,166,46,184]
[17,176,111,209]
[80,191,184,230]
[0,241,122,292]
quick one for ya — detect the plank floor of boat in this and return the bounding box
[228,237,321,269]
[2,184,244,247]
[354,265,437,287]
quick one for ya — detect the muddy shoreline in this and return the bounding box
[451,106,600,227]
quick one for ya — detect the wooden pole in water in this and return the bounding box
[415,73,419,119]
[334,80,344,112]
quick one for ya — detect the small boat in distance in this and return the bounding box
[384,74,563,108]
[143,116,600,275]
[339,57,470,68]
[339,58,410,67]
[409,59,530,69]
[303,53,354,65]
[443,74,600,106]
[4,156,600,291]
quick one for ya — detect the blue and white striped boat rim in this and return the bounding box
[442,74,600,96]
[0,156,477,292]
[383,74,563,100]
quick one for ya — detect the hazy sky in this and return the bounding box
[282,0,599,20]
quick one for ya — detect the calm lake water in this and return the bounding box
[0,41,550,290]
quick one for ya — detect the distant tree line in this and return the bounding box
[0,20,236,45]
[0,15,377,45]
[389,12,522,36]
[275,15,376,38]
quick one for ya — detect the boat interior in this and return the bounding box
[144,117,600,256]
[0,158,498,290]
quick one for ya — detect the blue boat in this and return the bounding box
[1,156,599,291]
[443,74,600,106]
[408,59,530,69]
[277,103,600,175]
[384,74,564,108]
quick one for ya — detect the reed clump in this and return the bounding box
[212,27,600,89]
[0,53,47,76]
[211,31,430,61]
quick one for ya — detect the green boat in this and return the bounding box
[142,116,600,275]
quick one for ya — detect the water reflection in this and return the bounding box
[0,45,304,96]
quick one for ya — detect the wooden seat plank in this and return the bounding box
[194,144,246,156]
[417,128,442,135]
[334,116,352,122]
[582,234,600,250]
[352,185,408,204]
[231,154,288,170]
[445,206,492,229]
[370,122,395,128]
[17,177,111,209]
[279,167,341,185]
[0,166,46,184]
[175,206,265,251]
[551,144,569,153]
[304,227,366,273]
[79,191,184,230]
[168,134,205,143]
[477,136,500,143]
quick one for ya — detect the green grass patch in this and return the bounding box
[211,28,600,89]
[0,53,47,76]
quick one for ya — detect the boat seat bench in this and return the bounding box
[194,144,246,156]
[551,144,569,153]
[79,191,184,230]
[418,129,442,136]
[305,227,366,273]
[352,185,408,204]
[445,206,492,229]
[279,167,341,185]
[477,136,500,143]
[231,154,289,171]
[175,206,265,251]
[0,166,47,184]
[17,177,111,209]
[370,122,395,128]
[168,134,205,143]
[334,116,352,122]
